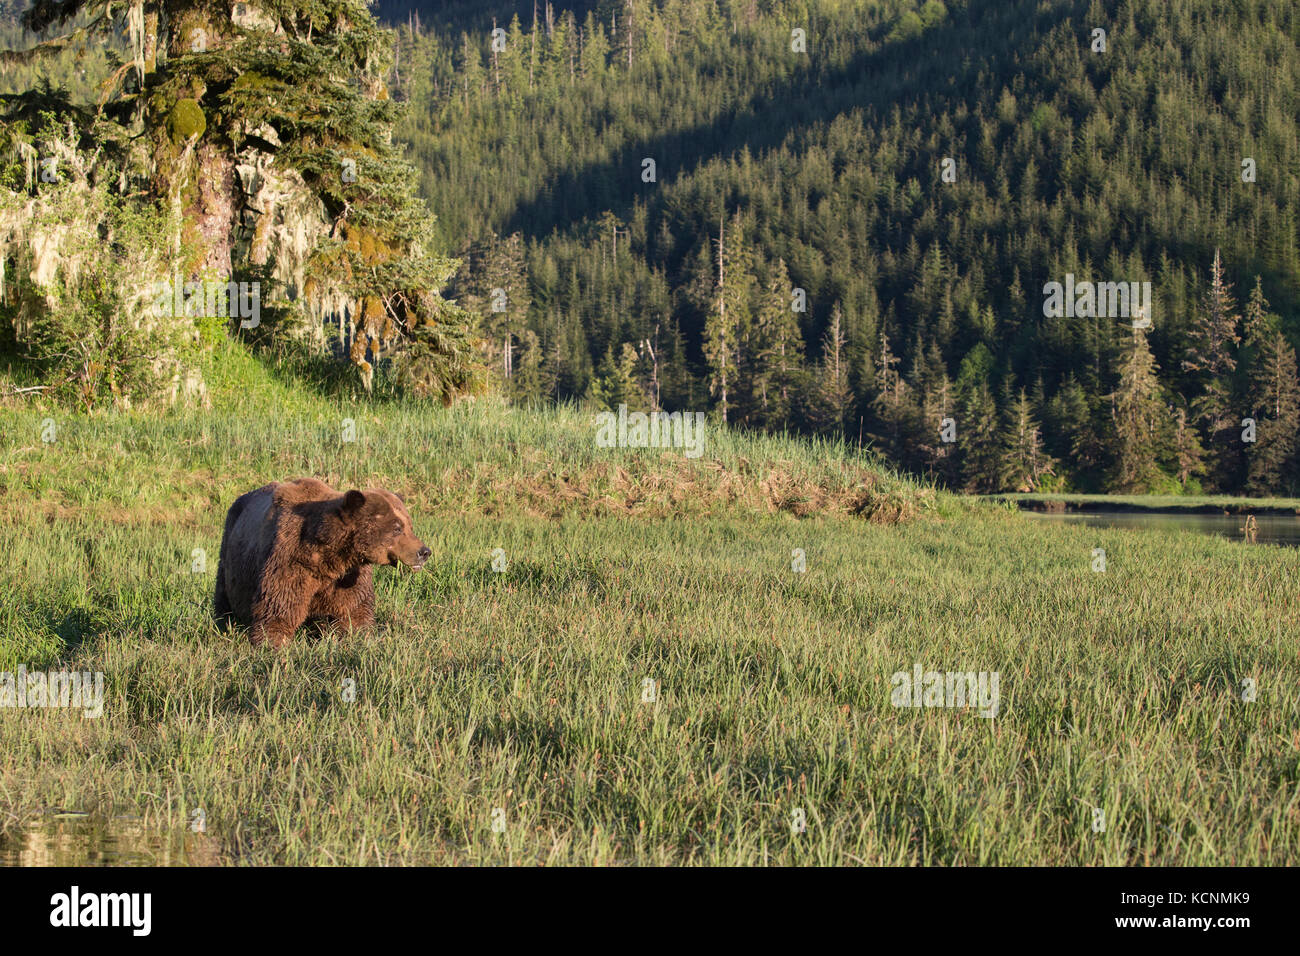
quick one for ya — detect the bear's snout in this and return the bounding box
[392,538,430,569]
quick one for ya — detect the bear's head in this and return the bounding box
[339,488,431,570]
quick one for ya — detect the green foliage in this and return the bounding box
[589,341,649,412]
[386,0,1300,496]
[6,0,1300,493]
[1109,330,1166,493]
[997,390,1055,493]
[0,119,189,407]
[888,10,924,43]
[0,372,1293,864]
[1,0,482,402]
[166,98,205,144]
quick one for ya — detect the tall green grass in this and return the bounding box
[0,344,1295,864]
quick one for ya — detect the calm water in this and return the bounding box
[0,814,216,866]
[1026,511,1300,547]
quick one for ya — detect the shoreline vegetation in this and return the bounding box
[996,493,1300,516]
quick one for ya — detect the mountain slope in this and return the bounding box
[386,0,1300,494]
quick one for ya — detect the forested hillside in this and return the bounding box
[382,0,1300,495]
[4,0,1299,496]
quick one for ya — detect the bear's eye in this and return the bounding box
[394,522,402,535]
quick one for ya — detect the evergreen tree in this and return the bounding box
[457,32,484,106]
[1170,403,1207,491]
[1242,282,1300,494]
[998,390,1056,492]
[806,302,852,436]
[1182,249,1241,489]
[579,12,609,78]
[3,0,482,400]
[959,382,1001,493]
[544,11,574,88]
[702,211,753,424]
[1110,329,1166,493]
[454,231,529,384]
[870,328,913,460]
[916,339,956,484]
[1242,276,1274,353]
[751,256,804,427]
[589,341,650,412]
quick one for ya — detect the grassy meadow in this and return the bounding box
[0,345,1297,865]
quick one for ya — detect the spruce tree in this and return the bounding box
[997,389,1056,493]
[1182,249,1241,488]
[703,211,753,424]
[1045,374,1102,484]
[1242,282,1300,494]
[454,230,529,384]
[1242,276,1274,354]
[579,12,609,78]
[1170,404,1207,491]
[4,0,481,400]
[870,328,913,461]
[1110,328,1166,492]
[914,338,955,483]
[752,256,804,428]
[958,382,1000,493]
[807,302,852,436]
[589,342,648,412]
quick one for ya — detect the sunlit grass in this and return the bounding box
[0,344,1295,864]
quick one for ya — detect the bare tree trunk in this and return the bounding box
[491,18,500,93]
[716,211,727,424]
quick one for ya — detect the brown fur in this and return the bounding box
[213,478,429,647]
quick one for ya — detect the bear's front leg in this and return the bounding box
[311,566,376,633]
[250,568,315,648]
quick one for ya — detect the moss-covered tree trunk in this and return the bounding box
[4,0,483,403]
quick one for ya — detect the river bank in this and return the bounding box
[995,493,1300,516]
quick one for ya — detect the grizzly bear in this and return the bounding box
[213,477,430,647]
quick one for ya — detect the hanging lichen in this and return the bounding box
[127,0,145,89]
[2,0,484,401]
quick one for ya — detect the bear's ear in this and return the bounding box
[340,489,366,515]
